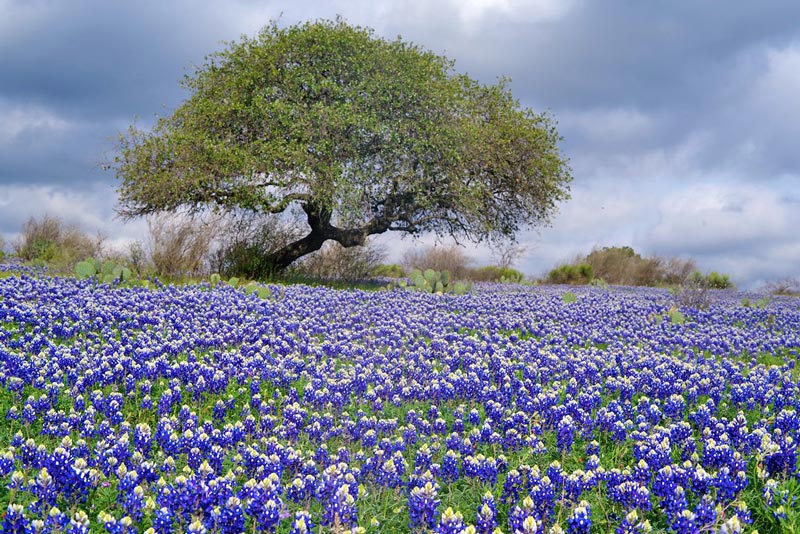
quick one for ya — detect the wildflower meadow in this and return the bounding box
[0,266,798,533]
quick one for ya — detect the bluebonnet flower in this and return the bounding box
[692,494,716,527]
[286,476,310,503]
[289,511,314,534]
[441,450,460,482]
[503,469,522,504]
[514,515,541,534]
[409,478,440,530]
[151,507,174,534]
[215,496,246,534]
[717,516,743,534]
[186,518,208,534]
[530,479,556,521]
[463,455,480,478]
[322,482,358,529]
[557,416,576,453]
[121,485,146,522]
[468,409,482,426]
[509,496,537,533]
[30,467,58,513]
[1,504,28,534]
[566,501,591,534]
[435,507,465,534]
[415,444,433,472]
[376,458,402,488]
[254,499,281,533]
[68,510,91,534]
[479,456,499,485]
[733,501,752,526]
[475,492,498,534]
[43,507,69,532]
[615,510,651,534]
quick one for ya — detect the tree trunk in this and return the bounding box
[261,202,388,274]
[264,228,329,271]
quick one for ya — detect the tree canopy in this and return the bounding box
[115,19,572,272]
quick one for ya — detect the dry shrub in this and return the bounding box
[492,242,527,270]
[125,241,149,276]
[292,239,386,280]
[661,256,698,286]
[148,214,216,277]
[765,277,800,296]
[584,246,696,286]
[672,275,715,310]
[210,214,305,279]
[403,244,472,280]
[13,215,103,268]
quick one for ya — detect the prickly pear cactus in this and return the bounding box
[441,270,451,286]
[75,260,97,280]
[404,268,469,295]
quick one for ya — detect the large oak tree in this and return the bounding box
[115,19,572,272]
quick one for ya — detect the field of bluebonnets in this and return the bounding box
[0,263,799,534]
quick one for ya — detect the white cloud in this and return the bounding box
[753,44,800,124]
[0,183,145,249]
[647,183,789,254]
[452,0,578,26]
[0,100,72,143]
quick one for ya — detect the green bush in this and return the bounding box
[547,263,593,285]
[372,263,405,278]
[74,258,133,284]
[215,240,280,280]
[703,271,733,289]
[690,270,734,290]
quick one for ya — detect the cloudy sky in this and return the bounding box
[1,0,798,287]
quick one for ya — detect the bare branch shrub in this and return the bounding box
[125,241,149,275]
[765,277,800,296]
[148,213,216,277]
[492,242,527,270]
[292,239,386,280]
[661,257,698,285]
[403,244,473,280]
[672,280,714,310]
